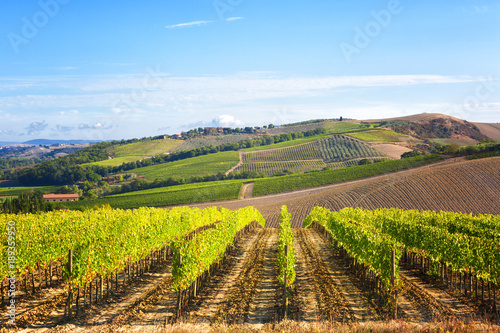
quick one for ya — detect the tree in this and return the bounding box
[444,144,459,155]
[340,116,343,121]
[87,172,101,183]
[358,159,372,165]
[2,191,52,214]
[401,150,422,159]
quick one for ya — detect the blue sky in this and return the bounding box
[0,0,499,141]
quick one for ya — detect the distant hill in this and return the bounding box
[363,113,491,142]
[22,139,102,145]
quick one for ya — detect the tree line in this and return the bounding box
[6,128,327,186]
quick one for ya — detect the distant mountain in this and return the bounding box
[21,139,102,145]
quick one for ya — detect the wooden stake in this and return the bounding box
[66,249,73,320]
[176,253,183,319]
[284,244,289,319]
[391,248,397,320]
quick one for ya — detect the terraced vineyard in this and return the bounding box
[318,135,385,162]
[242,142,322,163]
[235,160,327,175]
[3,205,499,332]
[235,134,386,176]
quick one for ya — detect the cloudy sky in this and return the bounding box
[0,0,499,141]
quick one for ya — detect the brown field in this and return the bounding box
[474,122,500,141]
[371,143,412,159]
[362,112,462,123]
[185,156,500,228]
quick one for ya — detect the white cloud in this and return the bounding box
[26,121,48,135]
[0,74,491,112]
[60,109,79,116]
[55,124,74,133]
[0,73,497,140]
[474,6,489,13]
[226,17,244,21]
[165,20,213,29]
[212,115,244,127]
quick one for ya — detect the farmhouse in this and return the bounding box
[42,194,79,202]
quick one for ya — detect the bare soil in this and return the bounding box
[371,143,413,159]
[238,183,254,200]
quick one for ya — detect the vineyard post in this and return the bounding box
[284,244,288,319]
[176,253,183,320]
[66,249,73,320]
[391,247,397,320]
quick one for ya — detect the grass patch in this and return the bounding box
[253,154,443,196]
[348,130,404,142]
[88,139,182,167]
[64,180,244,210]
[115,139,181,156]
[0,186,59,196]
[169,134,259,152]
[88,155,149,167]
[431,138,478,147]
[132,151,240,181]
[323,121,364,132]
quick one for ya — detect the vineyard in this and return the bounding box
[235,135,387,176]
[1,204,499,332]
[242,142,322,162]
[235,160,327,175]
[318,135,384,162]
[188,156,500,230]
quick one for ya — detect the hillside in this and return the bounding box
[90,139,182,167]
[133,151,240,180]
[473,122,500,141]
[187,156,500,228]
[234,135,386,176]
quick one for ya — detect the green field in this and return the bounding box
[348,130,404,142]
[235,160,327,175]
[252,154,443,196]
[323,121,365,133]
[431,138,479,147]
[64,180,244,210]
[89,155,149,167]
[169,134,259,152]
[132,151,240,181]
[0,186,59,196]
[64,154,443,209]
[89,139,182,167]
